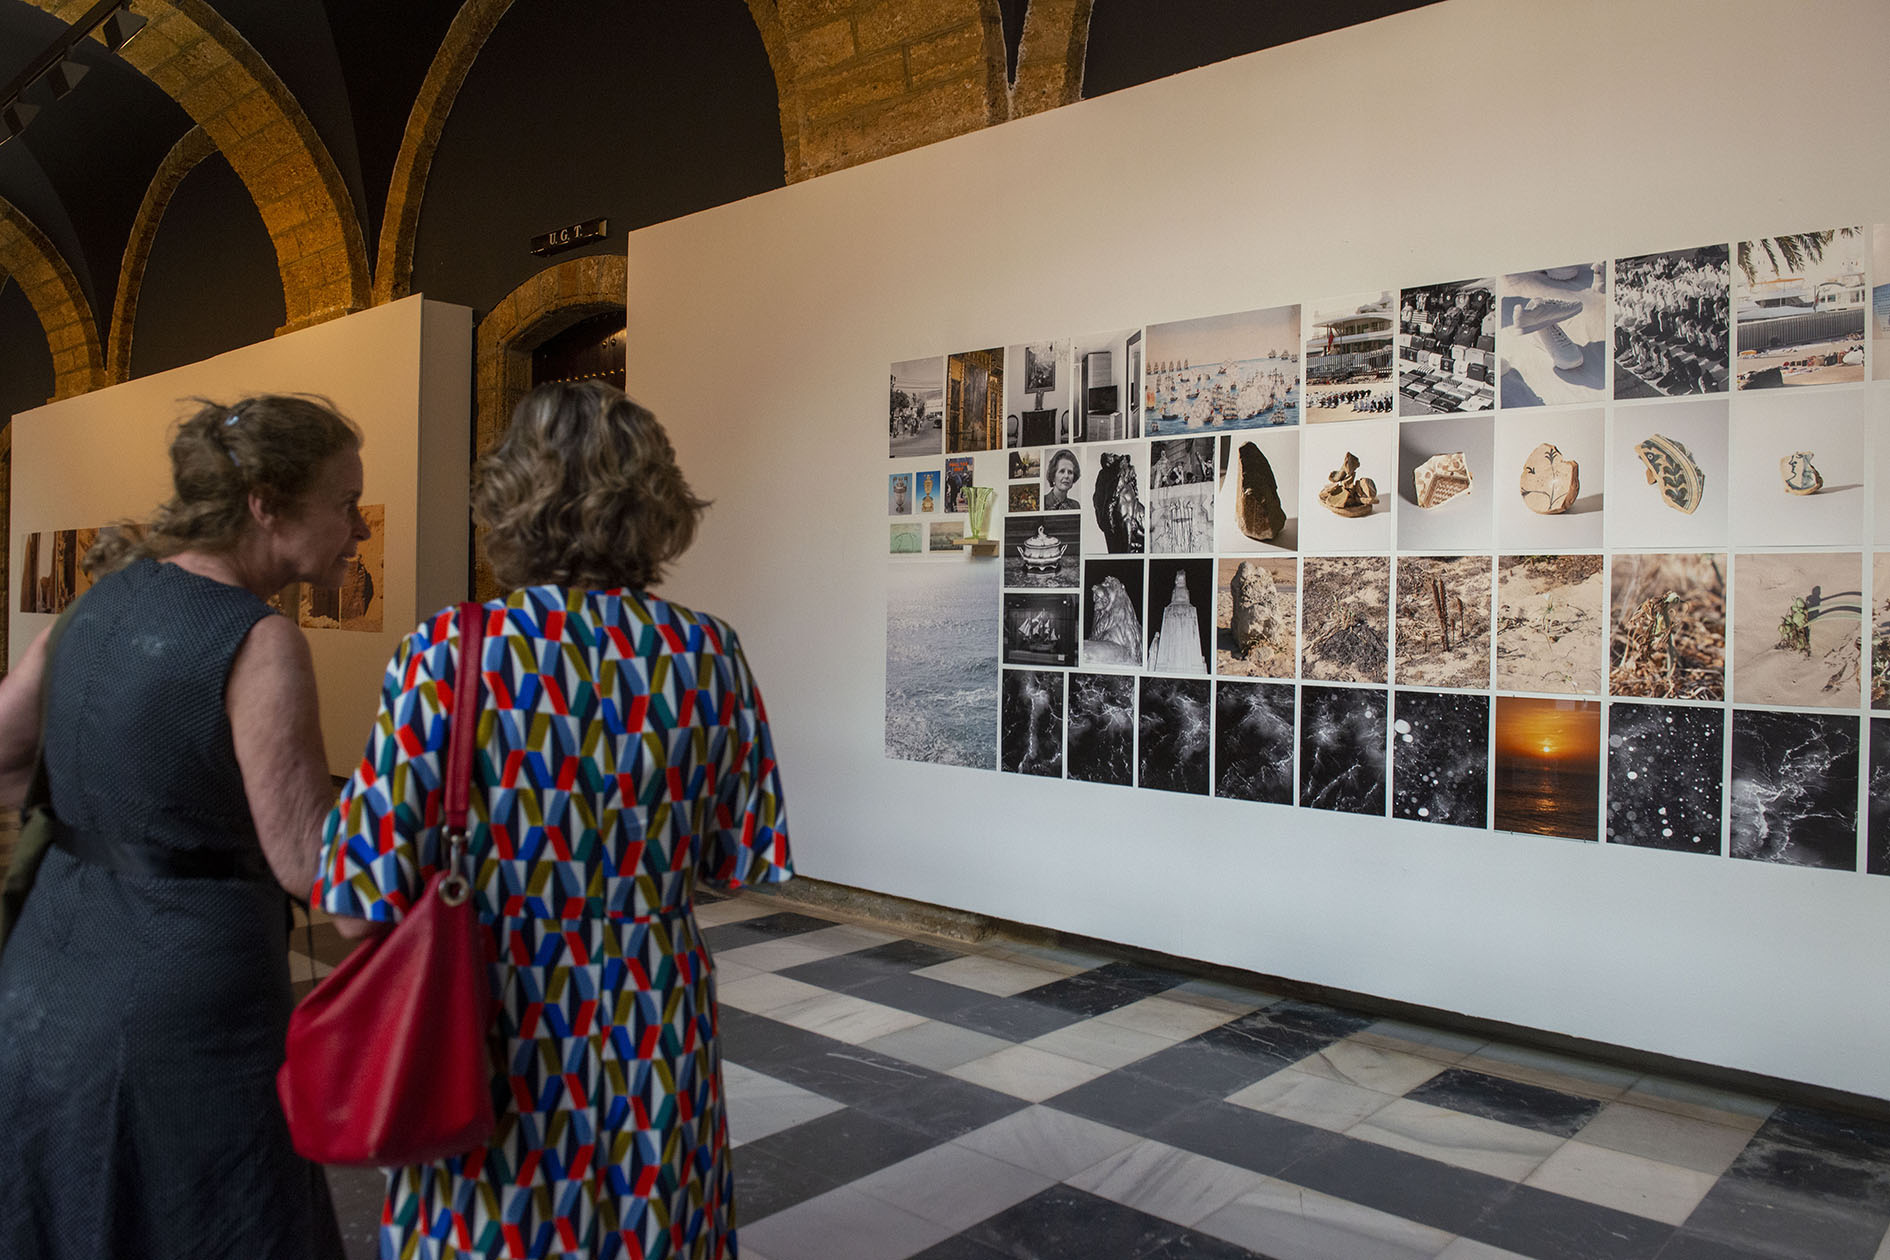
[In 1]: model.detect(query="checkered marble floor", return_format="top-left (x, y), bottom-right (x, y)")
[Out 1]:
top-left (293, 895), bottom-right (1890, 1260)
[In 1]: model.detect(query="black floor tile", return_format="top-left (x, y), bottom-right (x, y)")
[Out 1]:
top-left (702, 910), bottom-right (838, 952)
top-left (961, 1185), bottom-right (1182, 1260)
top-left (1017, 973), bottom-right (1154, 1018)
top-left (851, 1072), bottom-right (1029, 1141)
top-left (739, 1106), bottom-right (941, 1188)
top-left (909, 1235), bottom-right (1017, 1260)
top-left (731, 1145), bottom-right (843, 1224)
top-left (847, 971), bottom-right (1000, 1022)
top-left (1404, 1066), bottom-right (1605, 1138)
top-left (719, 1009), bottom-right (848, 1070)
top-left (324, 1165), bottom-right (385, 1260)
top-left (1122, 1042), bottom-right (1281, 1100)
top-left (1246, 998), bottom-right (1376, 1040)
top-left (949, 994), bottom-right (1087, 1041)
top-left (1145, 1230), bottom-right (1280, 1260)
top-left (1466, 1182), bottom-right (1673, 1260)
top-left (1274, 1131), bottom-right (1511, 1236)
top-left (1147, 1100), bottom-right (1346, 1178)
top-left (765, 1043), bottom-right (939, 1107)
top-left (1657, 1232), bottom-right (1798, 1260)
top-left (776, 950), bottom-right (923, 993)
top-left (857, 937), bottom-right (970, 969)
top-left (1678, 1177), bottom-right (1890, 1260)
top-left (1046, 1071), bottom-right (1209, 1137)
top-left (1722, 1107), bottom-right (1890, 1205)
top-left (1088, 959), bottom-right (1192, 996)
top-left (1190, 1011), bottom-right (1342, 1070)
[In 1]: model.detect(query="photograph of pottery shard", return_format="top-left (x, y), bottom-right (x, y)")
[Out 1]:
top-left (1319, 451), bottom-right (1378, 517)
top-left (1519, 442), bottom-right (1580, 514)
top-left (1634, 433), bottom-right (1704, 514)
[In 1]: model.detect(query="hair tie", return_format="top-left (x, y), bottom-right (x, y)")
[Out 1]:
top-left (225, 413), bottom-right (241, 426)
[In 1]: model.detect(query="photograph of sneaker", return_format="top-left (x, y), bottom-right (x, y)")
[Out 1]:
top-left (1514, 297), bottom-right (1584, 334)
top-left (1499, 263), bottom-right (1608, 408)
top-left (1536, 322), bottom-right (1585, 370)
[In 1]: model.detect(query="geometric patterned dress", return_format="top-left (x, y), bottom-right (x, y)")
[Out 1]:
top-left (312, 585), bottom-right (792, 1260)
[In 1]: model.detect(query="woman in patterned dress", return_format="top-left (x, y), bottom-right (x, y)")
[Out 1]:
top-left (315, 380), bottom-right (791, 1260)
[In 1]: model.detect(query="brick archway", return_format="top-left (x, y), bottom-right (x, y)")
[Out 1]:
top-left (105, 126), bottom-right (219, 383)
top-left (0, 197), bottom-right (105, 403)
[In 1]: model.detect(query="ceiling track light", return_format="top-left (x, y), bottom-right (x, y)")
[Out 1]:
top-left (1, 99), bottom-right (38, 143)
top-left (45, 58), bottom-right (89, 100)
top-left (0, 1), bottom-right (147, 146)
top-left (101, 7), bottom-right (147, 54)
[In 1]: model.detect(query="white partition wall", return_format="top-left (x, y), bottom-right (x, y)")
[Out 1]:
top-left (10, 296), bottom-right (472, 776)
top-left (628, 0), bottom-right (1890, 1097)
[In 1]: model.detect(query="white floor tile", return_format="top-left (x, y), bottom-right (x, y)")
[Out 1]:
top-left (711, 958), bottom-right (761, 986)
top-left (1620, 1074), bottom-right (1774, 1131)
top-left (1194, 1177), bottom-right (1456, 1260)
top-left (913, 953), bottom-right (1074, 997)
top-left (1346, 1099), bottom-right (1562, 1182)
top-left (736, 1184), bottom-right (954, 1260)
top-left (1227, 1067), bottom-right (1395, 1132)
top-left (1572, 1099), bottom-right (1756, 1176)
top-left (946, 1043), bottom-right (1111, 1101)
top-left (1067, 1138), bottom-right (1269, 1228)
top-left (1024, 1017), bottom-right (1173, 1070)
top-left (1459, 1045), bottom-right (1639, 1101)
top-left (1435, 1239), bottom-right (1536, 1260)
top-left (1350, 1020), bottom-right (1486, 1064)
top-left (1167, 976), bottom-right (1279, 1013)
top-left (715, 972), bottom-right (829, 1015)
top-left (986, 940), bottom-right (1111, 972)
top-left (1094, 994), bottom-right (1241, 1041)
top-left (1291, 1039), bottom-right (1449, 1097)
top-left (694, 897), bottom-right (777, 927)
top-left (1522, 1139), bottom-right (1717, 1226)
top-left (862, 1020), bottom-right (1016, 1072)
top-left (767, 990), bottom-right (928, 1044)
top-left (851, 1141), bottom-right (1054, 1231)
top-left (953, 1103), bottom-right (1141, 1180)
top-left (713, 934), bottom-right (860, 973)
top-left (722, 1063), bottom-right (845, 1146)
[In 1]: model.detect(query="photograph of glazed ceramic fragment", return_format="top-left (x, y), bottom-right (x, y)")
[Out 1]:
top-left (885, 560), bottom-right (998, 770)
top-left (1520, 443), bottom-right (1580, 514)
top-left (1145, 304), bottom-right (1302, 434)
top-left (1614, 245), bottom-right (1730, 399)
top-left (1729, 708), bottom-right (1858, 870)
top-left (890, 356), bottom-right (945, 458)
top-left (1397, 415), bottom-right (1494, 552)
top-left (1214, 428), bottom-right (1299, 553)
top-left (1731, 551), bottom-right (1863, 708)
top-left (1005, 340), bottom-right (1069, 447)
top-left (1605, 397), bottom-right (1727, 549)
top-left (1299, 418), bottom-right (1394, 553)
top-left (1499, 264), bottom-right (1608, 409)
top-left (1216, 554), bottom-right (1297, 679)
top-left (1495, 408), bottom-right (1605, 551)
top-left (300, 504), bottom-right (383, 632)
top-left (1412, 452), bottom-right (1472, 508)
top-left (1304, 290), bottom-right (1397, 419)
top-left (1728, 389), bottom-right (1865, 548)
top-left (1083, 442), bottom-right (1149, 557)
top-left (1214, 680), bottom-right (1296, 805)
top-left (1733, 226), bottom-right (1866, 390)
top-left (1397, 277), bottom-right (1498, 415)
top-left (1635, 434), bottom-right (1704, 514)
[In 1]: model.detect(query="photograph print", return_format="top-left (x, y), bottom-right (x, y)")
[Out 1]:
top-left (1393, 556), bottom-right (1491, 690)
top-left (944, 456), bottom-right (975, 513)
top-left (1731, 550), bottom-right (1862, 709)
top-left (1297, 419), bottom-right (1394, 554)
top-left (1083, 441), bottom-right (1148, 557)
top-left (1144, 304), bottom-right (1301, 435)
top-left (1876, 552), bottom-right (1890, 711)
top-left (1003, 591), bottom-right (1078, 667)
top-left (1216, 555), bottom-right (1296, 679)
top-left (1147, 437), bottom-right (1216, 554)
top-left (1010, 449), bottom-right (1043, 480)
top-left (1396, 414), bottom-right (1494, 553)
top-left (1871, 718), bottom-right (1890, 874)
top-left (299, 504), bottom-right (384, 632)
top-left (929, 521), bottom-right (966, 551)
top-left (1726, 389), bottom-right (1866, 550)
top-left (1003, 512), bottom-right (1081, 589)
top-left (1493, 696), bottom-right (1601, 842)
top-left (1876, 223), bottom-right (1890, 376)
top-left (885, 560), bottom-right (998, 769)
top-left (1214, 680), bottom-right (1296, 805)
top-left (1608, 553), bottom-right (1726, 700)
top-left (1070, 329), bottom-right (1136, 443)
top-left (1001, 669), bottom-right (1066, 778)
top-left (1043, 446), bottom-right (1084, 511)
top-left (1494, 554), bottom-right (1605, 695)
top-left (916, 469), bottom-right (940, 512)
top-left (1300, 555), bottom-right (1389, 684)
top-left (1067, 672), bottom-right (1135, 786)
top-left (890, 356), bottom-right (944, 457)
top-left (1006, 341), bottom-right (1069, 448)
top-left (1606, 702), bottom-right (1723, 855)
top-left (1498, 263), bottom-right (1607, 408)
top-left (1733, 227), bottom-right (1865, 389)
top-left (1397, 278), bottom-right (1497, 415)
top-left (1299, 684), bottom-right (1387, 816)
top-left (1138, 676), bottom-right (1210, 795)
top-left (1730, 708), bottom-right (1858, 870)
top-left (889, 472), bottom-right (913, 515)
top-left (1009, 484), bottom-right (1041, 512)
top-left (946, 348), bottom-right (1005, 453)
top-left (1494, 406), bottom-right (1605, 551)
top-left (1613, 244), bottom-right (1729, 399)
top-left (1215, 429), bottom-right (1298, 553)
top-left (1304, 291), bottom-right (1396, 420)
top-left (1144, 556), bottom-right (1213, 675)
top-left (1392, 690), bottom-right (1489, 829)
top-left (890, 522), bottom-right (921, 554)
top-left (1605, 396), bottom-right (1729, 551)
top-left (1081, 557), bottom-right (1145, 670)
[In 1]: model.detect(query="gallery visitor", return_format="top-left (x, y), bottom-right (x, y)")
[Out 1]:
top-left (314, 379), bottom-right (793, 1259)
top-left (0, 395), bottom-right (365, 1259)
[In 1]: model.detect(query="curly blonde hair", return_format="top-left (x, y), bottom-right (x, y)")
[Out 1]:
top-left (474, 381), bottom-right (707, 591)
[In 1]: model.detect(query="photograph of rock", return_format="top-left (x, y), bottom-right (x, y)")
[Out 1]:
top-left (890, 356), bottom-right (944, 457)
top-left (1498, 263), bottom-right (1607, 408)
top-left (300, 504), bottom-right (384, 632)
top-left (1731, 551), bottom-right (1862, 708)
top-left (1397, 278), bottom-right (1497, 415)
top-left (1396, 415), bottom-right (1494, 553)
top-left (1003, 591), bottom-right (1078, 667)
top-left (1733, 227), bottom-right (1866, 389)
top-left (1084, 442), bottom-right (1148, 557)
top-left (1608, 553), bottom-right (1726, 700)
top-left (1081, 557), bottom-right (1145, 670)
top-left (1393, 556), bottom-right (1491, 689)
top-left (1606, 397), bottom-right (1728, 551)
top-left (1730, 708), bottom-right (1858, 870)
top-left (1614, 245), bottom-right (1730, 399)
top-left (1005, 340), bottom-right (1070, 447)
top-left (1144, 304), bottom-right (1301, 434)
top-left (1299, 684), bottom-right (1387, 815)
top-left (1147, 437), bottom-right (1216, 554)
top-left (1301, 556), bottom-right (1389, 684)
top-left (1001, 669), bottom-right (1065, 778)
top-left (890, 523), bottom-right (921, 554)
top-left (1494, 555), bottom-right (1604, 695)
top-left (1875, 553), bottom-right (1890, 710)
top-left (885, 561), bottom-right (998, 769)
top-left (1493, 696), bottom-right (1601, 841)
top-left (1215, 555), bottom-right (1296, 679)
top-left (1070, 329), bottom-right (1136, 442)
top-left (1299, 418), bottom-right (1394, 554)
top-left (1067, 672), bottom-right (1135, 786)
top-left (1003, 512), bottom-right (1081, 589)
top-left (1215, 429), bottom-right (1298, 553)
top-left (946, 348), bottom-right (1005, 453)
top-left (1494, 407), bottom-right (1605, 551)
top-left (1145, 556), bottom-right (1213, 675)
top-left (1305, 291), bottom-right (1395, 419)
top-left (1870, 718), bottom-right (1890, 874)
top-left (1214, 680), bottom-right (1296, 805)
top-left (1392, 690), bottom-right (1489, 829)
top-left (1606, 702), bottom-right (1723, 854)
top-left (1727, 390), bottom-right (1866, 549)
top-left (890, 472), bottom-right (912, 514)
top-left (1138, 676), bottom-right (1210, 795)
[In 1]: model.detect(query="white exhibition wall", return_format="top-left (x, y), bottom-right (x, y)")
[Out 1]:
top-left (11, 296), bottom-right (472, 776)
top-left (630, 0), bottom-right (1890, 1097)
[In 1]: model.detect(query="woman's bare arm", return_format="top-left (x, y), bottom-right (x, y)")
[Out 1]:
top-left (228, 614), bottom-right (335, 897)
top-left (0, 624), bottom-right (57, 808)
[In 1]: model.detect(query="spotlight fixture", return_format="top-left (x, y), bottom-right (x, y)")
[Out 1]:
top-left (0, 1), bottom-right (148, 146)
top-left (45, 57), bottom-right (89, 100)
top-left (101, 7), bottom-right (148, 54)
top-left (1, 100), bottom-right (38, 143)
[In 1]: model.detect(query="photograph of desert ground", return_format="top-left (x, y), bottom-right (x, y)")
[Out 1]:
top-left (1608, 553), bottom-right (1725, 699)
top-left (1494, 555), bottom-right (1604, 694)
top-left (1394, 556), bottom-right (1491, 688)
top-left (1732, 552), bottom-right (1862, 708)
top-left (1300, 556), bottom-right (1389, 683)
top-left (1875, 553), bottom-right (1890, 710)
top-left (1216, 556), bottom-right (1296, 678)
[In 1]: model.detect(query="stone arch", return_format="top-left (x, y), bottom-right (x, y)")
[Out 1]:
top-left (372, 0), bottom-right (518, 305)
top-left (471, 252), bottom-right (627, 598)
top-left (28, 0), bottom-right (368, 332)
top-left (1010, 0), bottom-right (1093, 118)
top-left (106, 125), bottom-right (219, 383)
top-left (0, 197), bottom-right (105, 402)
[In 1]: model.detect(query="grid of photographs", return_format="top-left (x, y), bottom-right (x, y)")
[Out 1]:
top-left (884, 224), bottom-right (1889, 876)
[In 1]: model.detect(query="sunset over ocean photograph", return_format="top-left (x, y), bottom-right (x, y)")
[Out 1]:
top-left (1494, 697), bottom-right (1602, 840)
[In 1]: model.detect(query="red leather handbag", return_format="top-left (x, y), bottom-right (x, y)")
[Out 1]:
top-left (277, 602), bottom-right (498, 1166)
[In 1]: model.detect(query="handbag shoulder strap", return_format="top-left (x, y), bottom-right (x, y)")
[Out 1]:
top-left (22, 602), bottom-right (80, 818)
top-left (443, 602), bottom-right (485, 844)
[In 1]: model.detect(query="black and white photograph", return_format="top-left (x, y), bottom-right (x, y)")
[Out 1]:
top-left (1397, 278), bottom-right (1497, 415)
top-left (890, 355), bottom-right (944, 457)
top-left (1392, 691), bottom-right (1489, 829)
top-left (1006, 340), bottom-right (1070, 447)
top-left (1002, 591), bottom-right (1078, 667)
top-left (1147, 437), bottom-right (1216, 554)
top-left (1613, 245), bottom-right (1730, 399)
top-left (1305, 291), bottom-right (1396, 419)
top-left (1043, 446), bottom-right (1083, 511)
top-left (1001, 668), bottom-right (1065, 778)
top-left (1299, 685), bottom-right (1388, 815)
top-left (1067, 672), bottom-right (1135, 786)
top-left (1395, 414), bottom-right (1494, 553)
top-left (1214, 680), bottom-right (1296, 805)
top-left (1082, 441), bottom-right (1148, 557)
top-left (1080, 557), bottom-right (1145, 669)
top-left (1729, 708), bottom-right (1859, 870)
top-left (1145, 305), bottom-right (1300, 434)
top-left (1606, 702), bottom-right (1723, 854)
top-left (1494, 406), bottom-right (1605, 551)
top-left (1071, 328), bottom-right (1136, 442)
top-left (1726, 389), bottom-right (1866, 549)
top-left (1144, 556), bottom-right (1213, 675)
top-left (1002, 512), bottom-right (1081, 589)
top-left (885, 561), bottom-right (998, 769)
top-left (946, 348), bottom-right (1005, 453)
top-left (1605, 397), bottom-right (1729, 551)
top-left (1216, 429), bottom-right (1299, 553)
top-left (1733, 227), bottom-right (1866, 389)
top-left (1298, 419), bottom-right (1395, 554)
top-left (1870, 717), bottom-right (1890, 875)
top-left (1498, 263), bottom-right (1607, 408)
top-left (1138, 676), bottom-right (1211, 795)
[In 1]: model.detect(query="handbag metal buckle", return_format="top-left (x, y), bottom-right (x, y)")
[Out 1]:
top-left (439, 827), bottom-right (471, 907)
